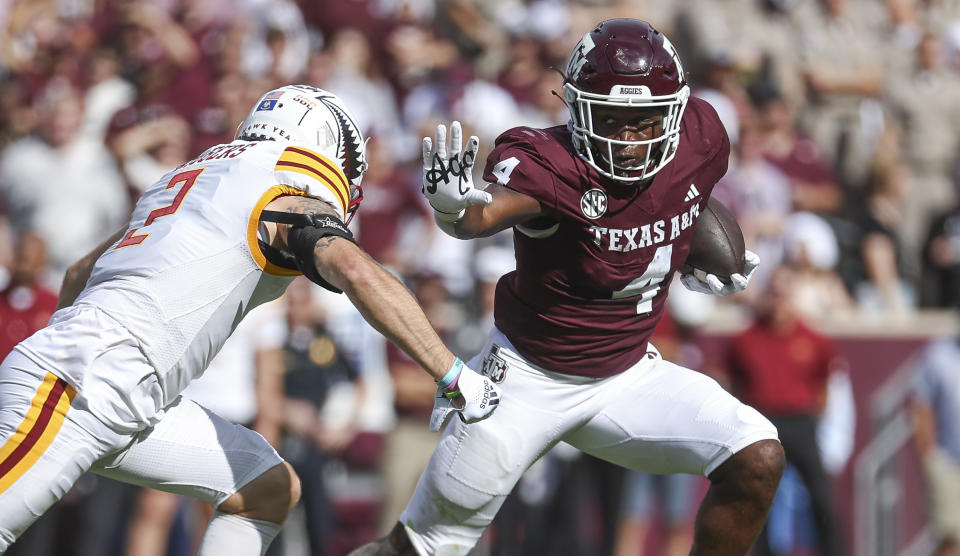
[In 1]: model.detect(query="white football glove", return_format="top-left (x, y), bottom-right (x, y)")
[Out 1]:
top-left (680, 249), bottom-right (760, 296)
top-left (422, 121), bottom-right (492, 222)
top-left (429, 364), bottom-right (501, 432)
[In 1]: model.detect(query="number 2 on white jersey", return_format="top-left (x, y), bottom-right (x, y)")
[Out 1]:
top-left (115, 167), bottom-right (205, 249)
top-left (611, 244), bottom-right (673, 314)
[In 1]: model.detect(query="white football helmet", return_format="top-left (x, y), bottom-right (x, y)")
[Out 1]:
top-left (236, 85), bottom-right (369, 221)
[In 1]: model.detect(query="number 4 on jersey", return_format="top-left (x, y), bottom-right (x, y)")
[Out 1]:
top-left (116, 168), bottom-right (205, 249)
top-left (611, 244), bottom-right (673, 314)
top-left (491, 157), bottom-right (520, 184)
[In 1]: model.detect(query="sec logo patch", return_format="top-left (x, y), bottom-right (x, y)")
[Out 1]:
top-left (580, 188), bottom-right (607, 219)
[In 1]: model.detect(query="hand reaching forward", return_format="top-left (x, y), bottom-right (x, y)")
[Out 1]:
top-left (422, 121), bottom-right (492, 222)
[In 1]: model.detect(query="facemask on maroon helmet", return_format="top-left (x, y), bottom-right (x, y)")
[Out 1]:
top-left (562, 19), bottom-right (690, 183)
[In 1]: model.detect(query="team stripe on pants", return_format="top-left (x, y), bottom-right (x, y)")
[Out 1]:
top-left (0, 373), bottom-right (76, 494)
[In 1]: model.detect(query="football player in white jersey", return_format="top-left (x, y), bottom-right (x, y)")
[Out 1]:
top-left (0, 85), bottom-right (502, 555)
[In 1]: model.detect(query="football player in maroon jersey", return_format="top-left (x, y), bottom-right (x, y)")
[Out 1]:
top-left (351, 19), bottom-right (782, 556)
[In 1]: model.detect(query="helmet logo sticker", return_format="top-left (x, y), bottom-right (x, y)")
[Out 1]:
top-left (256, 90), bottom-right (284, 112)
top-left (566, 34), bottom-right (595, 81)
top-left (610, 85), bottom-right (652, 97)
top-left (581, 188), bottom-right (608, 219)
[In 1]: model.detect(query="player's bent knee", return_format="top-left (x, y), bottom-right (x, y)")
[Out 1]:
top-left (712, 439), bottom-right (785, 498)
top-left (218, 461), bottom-right (301, 524)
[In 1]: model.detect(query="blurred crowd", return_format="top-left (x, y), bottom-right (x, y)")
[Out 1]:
top-left (1, 0), bottom-right (960, 555)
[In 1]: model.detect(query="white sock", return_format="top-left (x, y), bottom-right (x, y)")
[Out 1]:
top-left (197, 511), bottom-right (283, 556)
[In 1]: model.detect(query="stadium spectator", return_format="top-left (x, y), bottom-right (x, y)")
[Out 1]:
top-left (886, 30), bottom-right (960, 265)
top-left (727, 264), bottom-right (847, 556)
top-left (854, 161), bottom-right (916, 315)
top-left (81, 47), bottom-right (135, 141)
top-left (453, 245), bottom-right (514, 358)
top-left (103, 1), bottom-right (211, 122)
top-left (513, 66), bottom-right (572, 129)
top-left (675, 0), bottom-right (801, 107)
top-left (911, 332), bottom-right (960, 556)
top-left (794, 0), bottom-right (887, 188)
top-left (351, 137), bottom-right (433, 275)
top-left (107, 108), bottom-right (192, 195)
top-left (781, 211), bottom-right (856, 321)
top-left (496, 33), bottom-right (548, 107)
top-left (887, 31), bottom-right (960, 194)
top-left (0, 79), bottom-right (36, 147)
top-left (0, 82), bottom-right (129, 283)
top-left (191, 73), bottom-right (271, 157)
top-left (922, 186), bottom-right (960, 308)
top-left (692, 54), bottom-right (745, 147)
top-left (235, 0), bottom-right (310, 82)
top-left (323, 28), bottom-right (405, 150)
top-left (753, 87), bottom-right (844, 214)
top-left (0, 232), bottom-right (57, 358)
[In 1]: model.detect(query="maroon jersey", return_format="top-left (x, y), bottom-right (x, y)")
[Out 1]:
top-left (482, 97), bottom-right (729, 378)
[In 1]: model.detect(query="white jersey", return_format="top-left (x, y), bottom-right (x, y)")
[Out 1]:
top-left (16, 139), bottom-right (351, 414)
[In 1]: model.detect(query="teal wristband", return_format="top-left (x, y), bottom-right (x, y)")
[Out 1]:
top-left (437, 358), bottom-right (464, 388)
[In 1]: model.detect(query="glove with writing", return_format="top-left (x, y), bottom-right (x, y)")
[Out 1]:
top-left (422, 121), bottom-right (492, 222)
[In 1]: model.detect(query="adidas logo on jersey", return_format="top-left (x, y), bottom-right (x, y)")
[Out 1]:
top-left (684, 184), bottom-right (700, 202)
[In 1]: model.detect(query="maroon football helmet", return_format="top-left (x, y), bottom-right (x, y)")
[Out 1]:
top-left (562, 19), bottom-right (690, 182)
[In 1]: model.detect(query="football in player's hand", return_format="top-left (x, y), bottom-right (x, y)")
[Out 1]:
top-left (681, 197), bottom-right (745, 283)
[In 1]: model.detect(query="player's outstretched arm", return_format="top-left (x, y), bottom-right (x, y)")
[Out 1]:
top-left (422, 121), bottom-right (546, 240)
top-left (57, 227), bottom-right (128, 310)
top-left (262, 195), bottom-right (500, 428)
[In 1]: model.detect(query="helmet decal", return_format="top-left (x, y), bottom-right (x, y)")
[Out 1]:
top-left (566, 34), bottom-right (596, 82)
top-left (236, 85), bottom-right (369, 217)
top-left (319, 95), bottom-right (366, 187)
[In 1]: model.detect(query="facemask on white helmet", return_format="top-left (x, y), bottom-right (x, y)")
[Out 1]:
top-left (236, 85), bottom-right (369, 223)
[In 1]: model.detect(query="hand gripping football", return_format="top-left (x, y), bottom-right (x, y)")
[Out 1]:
top-left (681, 197), bottom-right (745, 283)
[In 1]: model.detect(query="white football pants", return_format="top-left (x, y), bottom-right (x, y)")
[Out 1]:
top-left (0, 350), bottom-right (282, 552)
top-left (399, 327), bottom-right (779, 555)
